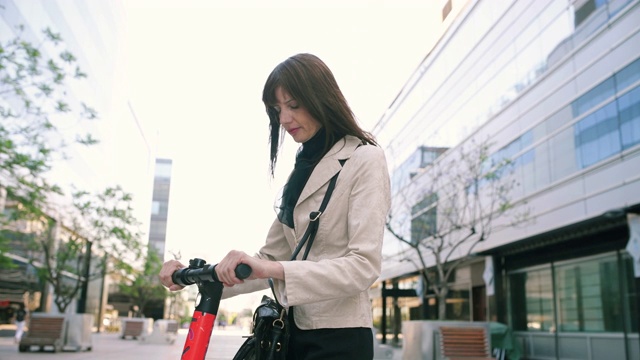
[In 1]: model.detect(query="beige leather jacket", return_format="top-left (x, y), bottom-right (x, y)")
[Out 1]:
top-left (223, 135), bottom-right (391, 330)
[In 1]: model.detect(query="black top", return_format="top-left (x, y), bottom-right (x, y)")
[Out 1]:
top-left (276, 128), bottom-right (339, 228)
top-left (16, 308), bottom-right (26, 322)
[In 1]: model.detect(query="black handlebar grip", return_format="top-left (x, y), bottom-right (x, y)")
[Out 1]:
top-left (235, 263), bottom-right (252, 279)
top-left (211, 263), bottom-right (252, 282)
top-left (171, 260), bottom-right (252, 286)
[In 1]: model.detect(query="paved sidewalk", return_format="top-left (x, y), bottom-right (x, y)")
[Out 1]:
top-left (0, 326), bottom-right (403, 360)
top-left (0, 328), bottom-right (247, 360)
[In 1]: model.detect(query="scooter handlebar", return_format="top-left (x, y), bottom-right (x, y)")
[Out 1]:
top-left (171, 258), bottom-right (252, 287)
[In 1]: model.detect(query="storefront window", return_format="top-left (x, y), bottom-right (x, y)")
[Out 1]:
top-left (509, 267), bottom-right (554, 331)
top-left (555, 254), bottom-right (622, 332)
top-left (509, 252), bottom-right (637, 334)
top-left (445, 287), bottom-right (471, 321)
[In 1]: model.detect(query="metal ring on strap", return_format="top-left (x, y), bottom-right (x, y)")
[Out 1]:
top-left (309, 211), bottom-right (322, 221)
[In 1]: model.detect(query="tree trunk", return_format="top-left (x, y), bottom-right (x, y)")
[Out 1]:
top-left (438, 287), bottom-right (448, 320)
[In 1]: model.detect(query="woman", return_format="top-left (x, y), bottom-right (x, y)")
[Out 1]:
top-left (13, 303), bottom-right (27, 344)
top-left (159, 53), bottom-right (390, 359)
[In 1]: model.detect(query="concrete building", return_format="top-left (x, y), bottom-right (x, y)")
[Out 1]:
top-left (372, 1), bottom-right (640, 359)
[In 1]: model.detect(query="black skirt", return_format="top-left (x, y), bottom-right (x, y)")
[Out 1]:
top-left (285, 309), bottom-right (374, 360)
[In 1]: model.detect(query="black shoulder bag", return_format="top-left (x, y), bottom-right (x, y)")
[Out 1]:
top-left (233, 165), bottom-right (344, 360)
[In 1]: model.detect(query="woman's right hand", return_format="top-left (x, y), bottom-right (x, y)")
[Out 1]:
top-left (215, 250), bottom-right (284, 286)
top-left (158, 259), bottom-right (186, 291)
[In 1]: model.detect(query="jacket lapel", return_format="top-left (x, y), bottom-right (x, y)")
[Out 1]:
top-left (296, 135), bottom-right (361, 206)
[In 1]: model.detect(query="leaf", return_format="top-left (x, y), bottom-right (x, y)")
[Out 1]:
top-left (59, 51), bottom-right (76, 63)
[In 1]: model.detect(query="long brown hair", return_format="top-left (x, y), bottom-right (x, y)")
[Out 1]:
top-left (262, 53), bottom-right (377, 176)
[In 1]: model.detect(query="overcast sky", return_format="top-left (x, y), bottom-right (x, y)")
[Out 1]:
top-left (118, 0), bottom-right (441, 310)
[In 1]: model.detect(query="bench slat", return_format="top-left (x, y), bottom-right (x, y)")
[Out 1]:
top-left (439, 326), bottom-right (495, 360)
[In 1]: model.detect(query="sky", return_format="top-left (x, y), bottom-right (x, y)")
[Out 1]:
top-left (119, 0), bottom-right (442, 264)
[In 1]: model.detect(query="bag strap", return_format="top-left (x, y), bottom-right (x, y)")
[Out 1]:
top-left (269, 159), bottom-right (348, 305)
top-left (290, 160), bottom-right (345, 261)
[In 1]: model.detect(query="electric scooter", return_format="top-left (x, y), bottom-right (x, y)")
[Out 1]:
top-left (172, 258), bottom-right (251, 360)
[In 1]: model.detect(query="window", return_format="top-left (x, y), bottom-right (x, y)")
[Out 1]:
top-left (509, 252), bottom-right (637, 333)
top-left (575, 101), bottom-right (621, 168)
top-left (568, 58), bottom-right (640, 170)
top-left (615, 58), bottom-right (640, 93)
top-left (574, 0), bottom-right (608, 27)
top-left (555, 254), bottom-right (623, 332)
top-left (618, 86), bottom-right (640, 150)
top-left (509, 267), bottom-right (554, 331)
top-left (411, 194), bottom-right (437, 244)
top-left (391, 147), bottom-right (447, 195)
top-left (572, 77), bottom-right (615, 118)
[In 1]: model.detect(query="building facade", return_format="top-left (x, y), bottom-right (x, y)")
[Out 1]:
top-left (373, 0), bottom-right (640, 359)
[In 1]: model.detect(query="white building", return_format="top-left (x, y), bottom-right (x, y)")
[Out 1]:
top-left (373, 1), bottom-right (640, 359)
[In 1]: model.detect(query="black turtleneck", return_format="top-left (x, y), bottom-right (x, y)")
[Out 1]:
top-left (276, 128), bottom-right (337, 228)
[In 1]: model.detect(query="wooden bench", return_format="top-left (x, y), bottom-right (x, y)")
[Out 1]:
top-left (18, 316), bottom-right (65, 353)
top-left (439, 326), bottom-right (495, 360)
top-left (121, 319), bottom-right (144, 340)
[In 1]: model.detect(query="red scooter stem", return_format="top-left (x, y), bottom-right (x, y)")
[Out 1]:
top-left (174, 259), bottom-right (251, 360)
top-left (181, 281), bottom-right (223, 360)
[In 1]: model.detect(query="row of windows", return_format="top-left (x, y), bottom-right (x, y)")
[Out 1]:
top-left (496, 57), bottom-right (640, 197)
top-left (509, 252), bottom-right (638, 333)
top-left (575, 84), bottom-right (640, 168)
top-left (388, 0), bottom-right (636, 199)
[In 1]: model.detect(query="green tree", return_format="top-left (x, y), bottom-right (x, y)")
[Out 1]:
top-left (386, 138), bottom-right (528, 320)
top-left (27, 186), bottom-right (143, 313)
top-left (0, 22), bottom-right (145, 315)
top-left (118, 244), bottom-right (167, 317)
top-left (0, 24), bottom-right (97, 265)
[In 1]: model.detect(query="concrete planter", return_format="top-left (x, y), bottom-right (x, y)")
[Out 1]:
top-left (64, 313), bottom-right (93, 351)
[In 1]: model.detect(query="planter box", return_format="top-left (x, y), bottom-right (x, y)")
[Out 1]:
top-left (64, 313), bottom-right (93, 351)
top-left (141, 319), bottom-right (179, 345)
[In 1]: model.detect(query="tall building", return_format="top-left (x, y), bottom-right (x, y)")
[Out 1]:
top-left (373, 0), bottom-right (640, 359)
top-left (149, 159), bottom-right (173, 260)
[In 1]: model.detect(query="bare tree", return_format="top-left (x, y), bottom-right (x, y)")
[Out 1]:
top-left (386, 138), bottom-right (527, 320)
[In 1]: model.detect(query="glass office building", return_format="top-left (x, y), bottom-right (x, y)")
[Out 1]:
top-left (373, 0), bottom-right (640, 359)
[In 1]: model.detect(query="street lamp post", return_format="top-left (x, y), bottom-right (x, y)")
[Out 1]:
top-left (77, 240), bottom-right (92, 313)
